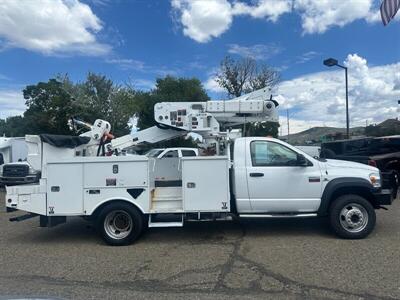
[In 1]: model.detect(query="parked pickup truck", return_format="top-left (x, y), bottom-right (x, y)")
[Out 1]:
top-left (145, 147), bottom-right (198, 158)
top-left (5, 136), bottom-right (394, 245)
top-left (0, 137), bottom-right (39, 187)
top-left (0, 161), bottom-right (41, 186)
top-left (320, 136), bottom-right (400, 197)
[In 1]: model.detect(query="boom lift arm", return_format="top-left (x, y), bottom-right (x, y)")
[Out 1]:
top-left (109, 87), bottom-right (279, 154)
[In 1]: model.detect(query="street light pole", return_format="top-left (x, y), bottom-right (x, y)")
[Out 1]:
top-left (323, 58), bottom-right (350, 139)
top-left (344, 66), bottom-right (349, 139)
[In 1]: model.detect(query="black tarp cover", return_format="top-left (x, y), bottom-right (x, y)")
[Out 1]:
top-left (40, 134), bottom-right (91, 149)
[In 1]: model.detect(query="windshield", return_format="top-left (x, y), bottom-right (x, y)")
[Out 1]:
top-left (145, 149), bottom-right (164, 158)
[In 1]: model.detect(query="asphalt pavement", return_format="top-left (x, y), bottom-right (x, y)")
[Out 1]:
top-left (0, 189), bottom-right (399, 299)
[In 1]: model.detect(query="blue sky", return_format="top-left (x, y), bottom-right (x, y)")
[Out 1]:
top-left (0, 0), bottom-right (399, 133)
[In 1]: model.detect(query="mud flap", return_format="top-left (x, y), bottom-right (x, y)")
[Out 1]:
top-left (40, 216), bottom-right (66, 227)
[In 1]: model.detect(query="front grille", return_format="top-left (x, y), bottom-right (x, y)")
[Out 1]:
top-left (3, 164), bottom-right (29, 177)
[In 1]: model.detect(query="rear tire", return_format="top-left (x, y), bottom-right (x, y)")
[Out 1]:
top-left (97, 202), bottom-right (143, 246)
top-left (329, 194), bottom-right (376, 239)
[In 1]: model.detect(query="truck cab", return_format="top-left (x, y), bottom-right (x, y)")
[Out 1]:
top-left (234, 137), bottom-right (390, 213)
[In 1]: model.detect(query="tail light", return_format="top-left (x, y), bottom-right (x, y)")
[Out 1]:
top-left (368, 159), bottom-right (377, 167)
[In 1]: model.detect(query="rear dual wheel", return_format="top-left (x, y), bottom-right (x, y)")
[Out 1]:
top-left (97, 202), bottom-right (143, 246)
top-left (329, 194), bottom-right (376, 239)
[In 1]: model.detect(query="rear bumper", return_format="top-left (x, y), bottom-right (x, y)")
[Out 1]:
top-left (5, 184), bottom-right (47, 215)
top-left (373, 188), bottom-right (395, 205)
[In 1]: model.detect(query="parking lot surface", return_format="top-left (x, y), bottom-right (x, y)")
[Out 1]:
top-left (0, 189), bottom-right (399, 299)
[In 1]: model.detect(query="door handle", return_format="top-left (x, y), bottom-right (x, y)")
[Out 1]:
top-left (249, 172), bottom-right (264, 177)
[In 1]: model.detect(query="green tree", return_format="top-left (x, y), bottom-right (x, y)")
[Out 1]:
top-left (23, 79), bottom-right (77, 135)
top-left (129, 91), bottom-right (157, 130)
top-left (64, 73), bottom-right (136, 136)
top-left (0, 74), bottom-right (209, 143)
top-left (134, 76), bottom-right (209, 130)
top-left (130, 76), bottom-right (209, 149)
top-left (78, 73), bottom-right (114, 120)
top-left (247, 121), bottom-right (279, 137)
top-left (0, 116), bottom-right (26, 137)
top-left (153, 76), bottom-right (210, 102)
top-left (0, 119), bottom-right (5, 136)
top-left (108, 88), bottom-right (137, 136)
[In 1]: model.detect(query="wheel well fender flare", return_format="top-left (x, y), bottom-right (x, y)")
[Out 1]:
top-left (318, 177), bottom-right (374, 216)
top-left (90, 197), bottom-right (145, 218)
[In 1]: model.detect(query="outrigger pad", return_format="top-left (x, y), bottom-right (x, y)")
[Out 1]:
top-left (40, 134), bottom-right (91, 149)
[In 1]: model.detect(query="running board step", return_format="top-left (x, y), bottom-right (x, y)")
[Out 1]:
top-left (9, 213), bottom-right (38, 222)
top-left (148, 214), bottom-right (183, 228)
top-left (239, 213), bottom-right (317, 218)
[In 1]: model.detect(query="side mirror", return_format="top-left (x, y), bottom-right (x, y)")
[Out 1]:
top-left (297, 154), bottom-right (308, 166)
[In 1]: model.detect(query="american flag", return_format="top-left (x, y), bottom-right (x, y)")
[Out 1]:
top-left (380, 0), bottom-right (400, 25)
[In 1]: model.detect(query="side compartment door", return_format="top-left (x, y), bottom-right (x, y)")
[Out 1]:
top-left (246, 140), bottom-right (322, 213)
top-left (47, 163), bottom-right (83, 215)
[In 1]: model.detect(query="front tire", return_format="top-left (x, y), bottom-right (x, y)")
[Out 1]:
top-left (329, 194), bottom-right (376, 239)
top-left (97, 202), bottom-right (143, 246)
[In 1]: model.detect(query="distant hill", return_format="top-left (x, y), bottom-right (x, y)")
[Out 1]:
top-left (366, 119), bottom-right (400, 137)
top-left (281, 118), bottom-right (400, 145)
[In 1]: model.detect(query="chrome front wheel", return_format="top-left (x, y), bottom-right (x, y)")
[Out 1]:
top-left (329, 194), bottom-right (376, 239)
top-left (339, 203), bottom-right (368, 233)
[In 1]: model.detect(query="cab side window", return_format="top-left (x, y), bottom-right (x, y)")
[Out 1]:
top-left (163, 150), bottom-right (178, 158)
top-left (0, 153), bottom-right (3, 165)
top-left (250, 141), bottom-right (298, 166)
top-left (181, 150), bottom-right (196, 157)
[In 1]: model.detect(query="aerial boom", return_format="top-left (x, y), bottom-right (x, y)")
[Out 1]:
top-left (110, 87), bottom-right (279, 153)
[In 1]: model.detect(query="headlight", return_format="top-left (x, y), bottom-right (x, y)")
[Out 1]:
top-left (369, 172), bottom-right (381, 188)
top-left (29, 167), bottom-right (37, 175)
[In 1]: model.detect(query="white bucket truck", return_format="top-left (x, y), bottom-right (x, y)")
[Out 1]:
top-left (5, 88), bottom-right (394, 245)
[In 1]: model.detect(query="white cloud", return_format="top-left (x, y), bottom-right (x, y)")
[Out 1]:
top-left (171, 0), bottom-right (291, 43)
top-left (228, 43), bottom-right (282, 60)
top-left (106, 59), bottom-right (146, 71)
top-left (0, 89), bottom-right (25, 119)
top-left (0, 0), bottom-right (110, 55)
top-left (296, 51), bottom-right (320, 64)
top-left (171, 0), bottom-right (233, 43)
top-left (133, 79), bottom-right (155, 90)
top-left (106, 57), bottom-right (181, 77)
top-left (276, 54), bottom-right (400, 133)
top-left (171, 0), bottom-right (386, 42)
top-left (0, 74), bottom-right (9, 81)
top-left (294, 0), bottom-right (375, 34)
top-left (232, 0), bottom-right (291, 22)
top-left (204, 75), bottom-right (225, 94)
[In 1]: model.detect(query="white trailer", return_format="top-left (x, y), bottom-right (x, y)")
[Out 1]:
top-left (5, 88), bottom-right (394, 245)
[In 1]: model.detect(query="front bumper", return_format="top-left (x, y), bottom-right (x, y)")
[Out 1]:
top-left (373, 188), bottom-right (395, 205)
top-left (0, 175), bottom-right (40, 186)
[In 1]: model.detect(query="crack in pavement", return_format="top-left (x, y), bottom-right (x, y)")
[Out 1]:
top-left (0, 220), bottom-right (397, 300)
